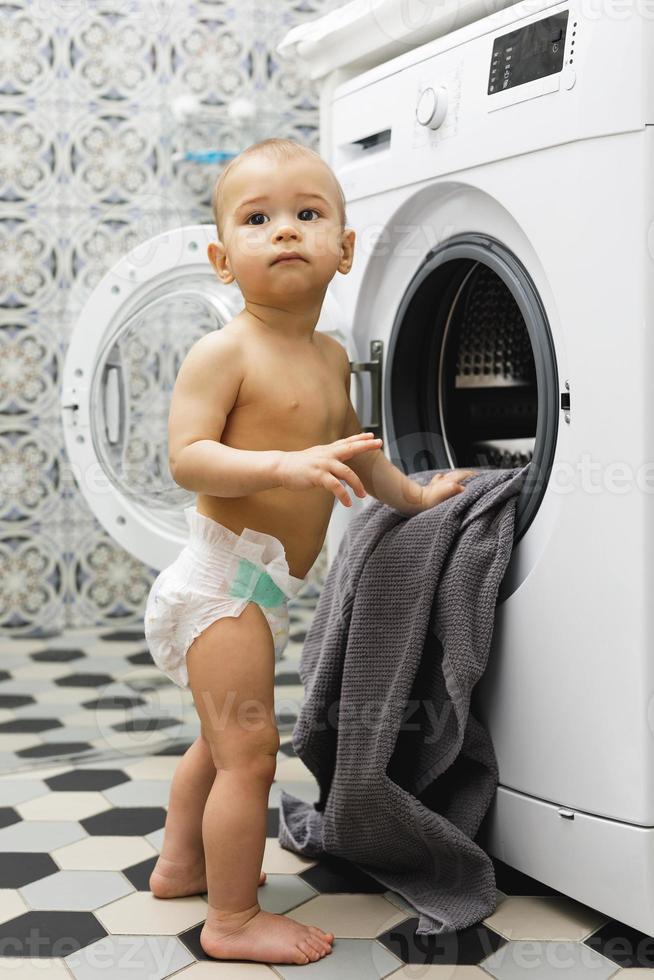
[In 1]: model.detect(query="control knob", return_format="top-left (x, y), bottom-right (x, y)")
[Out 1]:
top-left (416, 85), bottom-right (448, 130)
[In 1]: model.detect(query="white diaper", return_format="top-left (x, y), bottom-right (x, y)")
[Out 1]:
top-left (144, 506), bottom-right (307, 689)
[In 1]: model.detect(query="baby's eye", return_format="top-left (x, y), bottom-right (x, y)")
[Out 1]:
top-left (244, 208), bottom-right (320, 225)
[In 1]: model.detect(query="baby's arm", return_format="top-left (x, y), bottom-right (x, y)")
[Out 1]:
top-left (330, 340), bottom-right (440, 516)
top-left (332, 341), bottom-right (476, 514)
top-left (168, 330), bottom-right (281, 496)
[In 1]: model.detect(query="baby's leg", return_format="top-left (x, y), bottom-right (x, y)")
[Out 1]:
top-left (149, 735), bottom-right (214, 898)
top-left (186, 601), bottom-right (334, 965)
top-left (149, 727), bottom-right (268, 897)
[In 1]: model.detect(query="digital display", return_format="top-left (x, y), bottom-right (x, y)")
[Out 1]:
top-left (488, 11), bottom-right (569, 94)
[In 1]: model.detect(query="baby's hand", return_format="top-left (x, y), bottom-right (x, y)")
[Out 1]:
top-left (418, 468), bottom-right (478, 511)
top-left (276, 432), bottom-right (383, 507)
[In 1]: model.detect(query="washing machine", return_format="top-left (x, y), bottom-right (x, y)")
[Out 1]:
top-left (313, 0), bottom-right (654, 937)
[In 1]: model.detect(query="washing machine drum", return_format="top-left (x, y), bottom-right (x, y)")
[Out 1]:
top-left (386, 235), bottom-right (559, 543)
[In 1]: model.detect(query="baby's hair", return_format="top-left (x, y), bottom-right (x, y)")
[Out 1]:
top-left (211, 137), bottom-right (347, 240)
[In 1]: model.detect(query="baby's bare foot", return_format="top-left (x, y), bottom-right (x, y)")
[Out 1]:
top-left (150, 856), bottom-right (266, 899)
top-left (201, 902), bottom-right (334, 964)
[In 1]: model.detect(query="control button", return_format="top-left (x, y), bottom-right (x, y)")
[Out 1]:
top-left (415, 85), bottom-right (449, 129)
top-left (552, 28), bottom-right (563, 42)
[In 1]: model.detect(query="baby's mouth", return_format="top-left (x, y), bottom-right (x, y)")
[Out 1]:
top-left (271, 252), bottom-right (307, 265)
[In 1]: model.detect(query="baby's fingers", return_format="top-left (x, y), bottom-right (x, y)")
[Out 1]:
top-left (448, 468), bottom-right (477, 482)
top-left (329, 459), bottom-right (367, 499)
top-left (321, 470), bottom-right (353, 507)
top-left (338, 436), bottom-right (383, 458)
top-left (344, 431), bottom-right (378, 441)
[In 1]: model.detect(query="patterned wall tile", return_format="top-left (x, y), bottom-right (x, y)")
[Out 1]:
top-left (0, 208), bottom-right (67, 311)
top-left (0, 4), bottom-right (59, 101)
top-left (0, 415), bottom-right (70, 522)
top-left (61, 514), bottom-right (155, 628)
top-left (0, 98), bottom-right (66, 206)
top-left (1, 0), bottom-right (342, 633)
top-left (1, 494), bottom-right (68, 634)
top-left (57, 6), bottom-right (168, 108)
top-left (62, 201), bottom-right (190, 325)
top-left (0, 312), bottom-right (65, 418)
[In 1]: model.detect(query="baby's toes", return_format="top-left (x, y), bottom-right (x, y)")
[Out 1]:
top-left (307, 928), bottom-right (331, 952)
top-left (299, 939), bottom-right (321, 961)
top-left (309, 935), bottom-right (329, 955)
top-left (295, 943), bottom-right (311, 963)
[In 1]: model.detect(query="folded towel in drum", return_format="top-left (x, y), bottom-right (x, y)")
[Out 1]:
top-left (278, 463), bottom-right (531, 936)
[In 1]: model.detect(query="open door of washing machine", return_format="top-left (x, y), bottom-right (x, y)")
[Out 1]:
top-left (61, 223), bottom-right (354, 572)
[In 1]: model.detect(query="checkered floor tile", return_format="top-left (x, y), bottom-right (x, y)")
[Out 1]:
top-left (0, 585), bottom-right (649, 976)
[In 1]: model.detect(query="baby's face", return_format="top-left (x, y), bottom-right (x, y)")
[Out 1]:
top-left (207, 155), bottom-right (354, 304)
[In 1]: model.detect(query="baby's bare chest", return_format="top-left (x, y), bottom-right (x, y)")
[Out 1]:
top-left (222, 346), bottom-right (349, 451)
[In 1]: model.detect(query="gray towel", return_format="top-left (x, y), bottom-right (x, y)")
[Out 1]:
top-left (278, 463), bottom-right (531, 935)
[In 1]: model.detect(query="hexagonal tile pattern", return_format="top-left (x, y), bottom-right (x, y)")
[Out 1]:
top-left (0, 807), bottom-right (20, 829)
top-left (16, 742), bottom-right (95, 759)
top-left (31, 650), bottom-right (86, 663)
top-left (45, 770), bottom-right (130, 792)
top-left (53, 836), bottom-right (158, 871)
top-left (55, 674), bottom-right (115, 688)
top-left (0, 889), bottom-right (28, 925)
top-left (0, 959), bottom-right (73, 977)
top-left (288, 893), bottom-right (408, 938)
top-left (81, 807), bottom-right (166, 836)
top-left (101, 779), bottom-right (170, 808)
top-left (20, 870), bottom-right (134, 912)
top-left (3, 597), bottom-right (652, 978)
top-left (482, 940), bottom-right (618, 979)
top-left (484, 895), bottom-right (609, 941)
top-left (377, 917), bottom-right (507, 966)
top-left (94, 892), bottom-right (207, 935)
top-left (0, 781), bottom-right (48, 806)
top-left (0, 820), bottom-right (87, 852)
top-left (274, 938), bottom-right (403, 977)
top-left (0, 853), bottom-right (59, 888)
top-left (583, 918), bottom-right (654, 969)
top-left (65, 933), bottom-right (195, 979)
top-left (0, 910), bottom-right (107, 957)
top-left (16, 792), bottom-right (110, 821)
top-left (122, 855), bottom-right (158, 891)
top-left (256, 874), bottom-right (319, 915)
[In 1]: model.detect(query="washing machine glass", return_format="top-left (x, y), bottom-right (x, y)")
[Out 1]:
top-left (62, 225), bottom-right (244, 568)
top-left (91, 277), bottom-right (234, 512)
top-left (386, 234), bottom-right (558, 544)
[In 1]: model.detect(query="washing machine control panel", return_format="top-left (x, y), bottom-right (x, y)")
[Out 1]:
top-left (488, 11), bottom-right (569, 94)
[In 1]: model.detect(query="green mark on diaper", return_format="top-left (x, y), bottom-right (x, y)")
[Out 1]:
top-left (229, 558), bottom-right (286, 608)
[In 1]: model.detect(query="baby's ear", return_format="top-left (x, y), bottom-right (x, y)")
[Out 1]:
top-left (207, 241), bottom-right (235, 284)
top-left (338, 228), bottom-right (356, 274)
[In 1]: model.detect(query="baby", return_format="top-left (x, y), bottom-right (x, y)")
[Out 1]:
top-left (144, 137), bottom-right (476, 966)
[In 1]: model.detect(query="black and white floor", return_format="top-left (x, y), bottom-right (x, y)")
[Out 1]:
top-left (0, 583), bottom-right (651, 978)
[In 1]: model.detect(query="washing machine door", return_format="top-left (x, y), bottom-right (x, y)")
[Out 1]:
top-left (61, 224), bottom-right (354, 571)
top-left (383, 233), bottom-right (559, 541)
